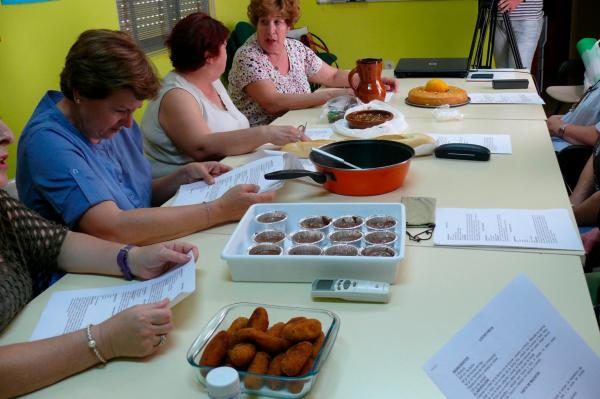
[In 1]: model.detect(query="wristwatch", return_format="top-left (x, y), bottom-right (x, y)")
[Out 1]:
top-left (558, 124), bottom-right (568, 138)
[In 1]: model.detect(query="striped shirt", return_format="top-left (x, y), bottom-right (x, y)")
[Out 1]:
top-left (498, 0), bottom-right (543, 20)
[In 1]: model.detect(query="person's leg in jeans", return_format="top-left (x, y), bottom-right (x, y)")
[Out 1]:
top-left (493, 21), bottom-right (510, 68)
top-left (494, 16), bottom-right (543, 70)
top-left (511, 17), bottom-right (544, 69)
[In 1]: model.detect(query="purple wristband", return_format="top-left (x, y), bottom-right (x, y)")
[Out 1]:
top-left (117, 245), bottom-right (135, 281)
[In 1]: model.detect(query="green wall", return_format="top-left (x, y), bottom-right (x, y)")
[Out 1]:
top-left (0, 0), bottom-right (475, 179)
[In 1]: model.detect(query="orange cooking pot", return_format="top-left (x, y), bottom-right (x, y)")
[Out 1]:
top-left (265, 140), bottom-right (414, 196)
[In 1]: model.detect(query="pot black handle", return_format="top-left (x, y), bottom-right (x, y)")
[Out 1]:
top-left (264, 169), bottom-right (327, 184)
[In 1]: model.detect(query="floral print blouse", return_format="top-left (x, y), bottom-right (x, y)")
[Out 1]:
top-left (228, 34), bottom-right (323, 127)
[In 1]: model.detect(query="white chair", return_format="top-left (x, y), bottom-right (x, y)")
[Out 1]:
top-left (546, 84), bottom-right (584, 108)
top-left (6, 178), bottom-right (18, 200)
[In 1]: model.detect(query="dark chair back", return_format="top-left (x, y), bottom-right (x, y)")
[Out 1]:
top-left (556, 144), bottom-right (593, 194)
top-left (224, 21), bottom-right (256, 85)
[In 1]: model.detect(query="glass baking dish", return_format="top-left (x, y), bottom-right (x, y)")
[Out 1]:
top-left (186, 302), bottom-right (340, 398)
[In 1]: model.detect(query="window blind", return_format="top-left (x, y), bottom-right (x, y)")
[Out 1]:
top-left (116, 0), bottom-right (213, 53)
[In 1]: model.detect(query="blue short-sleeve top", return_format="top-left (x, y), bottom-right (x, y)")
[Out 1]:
top-left (561, 83), bottom-right (600, 133)
top-left (17, 91), bottom-right (152, 228)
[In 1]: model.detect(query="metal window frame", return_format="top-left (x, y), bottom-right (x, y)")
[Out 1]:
top-left (116, 0), bottom-right (214, 54)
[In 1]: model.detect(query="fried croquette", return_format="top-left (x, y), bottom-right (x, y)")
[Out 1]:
top-left (235, 328), bottom-right (290, 354)
top-left (281, 341), bottom-right (313, 376)
top-left (286, 316), bottom-right (306, 324)
top-left (282, 319), bottom-right (322, 342)
top-left (248, 307), bottom-right (269, 332)
top-left (244, 351), bottom-right (270, 390)
top-left (266, 353), bottom-right (285, 391)
top-left (199, 331), bottom-right (229, 367)
top-left (227, 317), bottom-right (249, 347)
top-left (228, 343), bottom-right (256, 368)
top-left (287, 356), bottom-right (315, 394)
top-left (312, 332), bottom-right (325, 358)
top-left (266, 322), bottom-right (285, 337)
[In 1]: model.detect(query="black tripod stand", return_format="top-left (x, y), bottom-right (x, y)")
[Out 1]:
top-left (468, 0), bottom-right (523, 70)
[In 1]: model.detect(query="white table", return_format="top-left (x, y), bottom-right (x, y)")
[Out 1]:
top-left (2, 232), bottom-right (596, 398)
top-left (3, 73), bottom-right (598, 399)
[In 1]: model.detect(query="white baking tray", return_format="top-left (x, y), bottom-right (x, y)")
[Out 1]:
top-left (221, 203), bottom-right (405, 283)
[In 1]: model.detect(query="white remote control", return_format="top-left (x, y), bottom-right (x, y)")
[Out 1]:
top-left (311, 279), bottom-right (391, 303)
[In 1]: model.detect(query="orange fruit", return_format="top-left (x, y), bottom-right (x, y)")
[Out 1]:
top-left (425, 79), bottom-right (449, 93)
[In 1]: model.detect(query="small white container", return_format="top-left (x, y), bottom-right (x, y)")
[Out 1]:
top-left (206, 367), bottom-right (241, 399)
top-left (255, 211), bottom-right (288, 232)
top-left (323, 244), bottom-right (359, 256)
top-left (252, 230), bottom-right (286, 247)
top-left (361, 245), bottom-right (397, 257)
top-left (364, 231), bottom-right (398, 248)
top-left (298, 216), bottom-right (332, 235)
top-left (248, 243), bottom-right (282, 256)
top-left (365, 215), bottom-right (398, 231)
top-left (289, 230), bottom-right (325, 247)
top-left (331, 215), bottom-right (365, 231)
top-left (287, 244), bottom-right (323, 256)
top-left (328, 230), bottom-right (363, 248)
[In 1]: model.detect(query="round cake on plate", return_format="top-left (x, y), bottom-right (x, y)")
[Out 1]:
top-left (407, 79), bottom-right (468, 106)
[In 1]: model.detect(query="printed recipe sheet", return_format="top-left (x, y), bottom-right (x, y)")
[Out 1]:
top-left (424, 274), bottom-right (600, 399)
top-left (433, 208), bottom-right (583, 251)
top-left (30, 255), bottom-right (196, 340)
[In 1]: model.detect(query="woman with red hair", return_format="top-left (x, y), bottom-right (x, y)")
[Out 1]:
top-left (142, 13), bottom-right (307, 178)
top-left (228, 0), bottom-right (398, 127)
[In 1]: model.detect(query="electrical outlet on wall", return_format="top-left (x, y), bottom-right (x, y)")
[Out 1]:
top-left (384, 60), bottom-right (394, 70)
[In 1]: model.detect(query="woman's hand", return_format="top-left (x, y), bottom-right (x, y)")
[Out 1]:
top-left (265, 125), bottom-right (310, 145)
top-left (213, 184), bottom-right (276, 222)
top-left (498, 0), bottom-right (523, 13)
top-left (98, 298), bottom-right (173, 359)
top-left (128, 241), bottom-right (198, 280)
top-left (382, 77), bottom-right (398, 93)
top-left (320, 88), bottom-right (354, 103)
top-left (547, 115), bottom-right (564, 136)
top-left (582, 228), bottom-right (600, 255)
top-left (182, 162), bottom-right (232, 185)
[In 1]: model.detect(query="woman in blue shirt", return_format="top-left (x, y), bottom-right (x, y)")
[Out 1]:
top-left (17, 29), bottom-right (274, 245)
top-left (548, 81), bottom-right (600, 151)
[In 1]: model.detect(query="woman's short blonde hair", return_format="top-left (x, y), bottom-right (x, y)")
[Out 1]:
top-left (247, 0), bottom-right (300, 27)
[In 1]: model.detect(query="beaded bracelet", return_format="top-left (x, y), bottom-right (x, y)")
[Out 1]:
top-left (117, 244), bottom-right (135, 281)
top-left (86, 324), bottom-right (107, 364)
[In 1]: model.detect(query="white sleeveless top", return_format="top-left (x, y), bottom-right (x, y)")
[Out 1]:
top-left (142, 71), bottom-right (250, 177)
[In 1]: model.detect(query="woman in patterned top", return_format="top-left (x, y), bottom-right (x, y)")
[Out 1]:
top-left (228, 0), bottom-right (398, 127)
top-left (0, 119), bottom-right (198, 397)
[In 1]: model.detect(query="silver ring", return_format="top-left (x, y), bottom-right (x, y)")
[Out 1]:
top-left (155, 334), bottom-right (166, 347)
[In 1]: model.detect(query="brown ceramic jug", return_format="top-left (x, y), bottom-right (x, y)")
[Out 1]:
top-left (348, 58), bottom-right (386, 103)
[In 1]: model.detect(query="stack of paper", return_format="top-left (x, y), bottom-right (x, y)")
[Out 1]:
top-left (469, 93), bottom-right (545, 105)
top-left (434, 208), bottom-right (583, 251)
top-left (172, 154), bottom-right (286, 206)
top-left (30, 255), bottom-right (196, 341)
